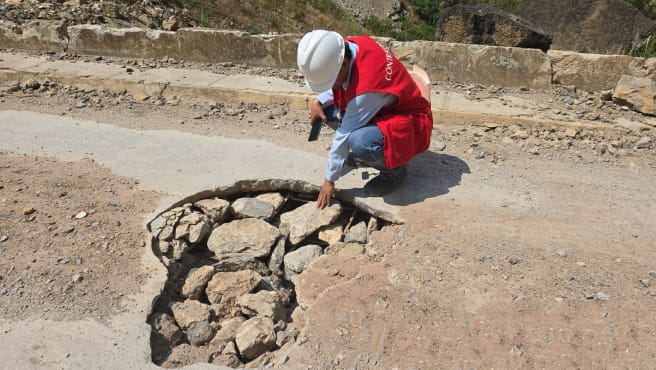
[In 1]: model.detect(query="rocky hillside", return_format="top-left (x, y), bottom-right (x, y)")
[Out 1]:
top-left (1, 0), bottom-right (655, 55)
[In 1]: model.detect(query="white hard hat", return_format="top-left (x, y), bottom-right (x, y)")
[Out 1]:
top-left (297, 30), bottom-right (345, 93)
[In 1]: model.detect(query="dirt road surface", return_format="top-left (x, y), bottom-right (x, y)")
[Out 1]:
top-left (1, 69), bottom-right (656, 369)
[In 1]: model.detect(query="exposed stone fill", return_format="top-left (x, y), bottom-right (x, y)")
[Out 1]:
top-left (147, 188), bottom-right (383, 368)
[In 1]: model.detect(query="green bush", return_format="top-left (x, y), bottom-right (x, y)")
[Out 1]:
top-left (631, 35), bottom-right (656, 58)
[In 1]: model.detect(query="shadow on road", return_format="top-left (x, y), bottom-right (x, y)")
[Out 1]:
top-left (341, 151), bottom-right (470, 206)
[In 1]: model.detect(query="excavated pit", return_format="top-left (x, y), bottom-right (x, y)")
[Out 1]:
top-left (146, 180), bottom-right (395, 368)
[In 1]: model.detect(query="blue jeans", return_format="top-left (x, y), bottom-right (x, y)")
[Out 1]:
top-left (324, 106), bottom-right (404, 176)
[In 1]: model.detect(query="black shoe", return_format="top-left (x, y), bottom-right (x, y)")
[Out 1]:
top-left (363, 166), bottom-right (408, 196)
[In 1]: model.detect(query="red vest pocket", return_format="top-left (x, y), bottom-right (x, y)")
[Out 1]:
top-left (377, 111), bottom-right (433, 169)
top-left (377, 113), bottom-right (417, 169)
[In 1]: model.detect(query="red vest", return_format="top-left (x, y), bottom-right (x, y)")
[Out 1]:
top-left (333, 36), bottom-right (433, 169)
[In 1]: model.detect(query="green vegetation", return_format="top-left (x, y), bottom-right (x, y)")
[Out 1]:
top-left (631, 35), bottom-right (656, 58)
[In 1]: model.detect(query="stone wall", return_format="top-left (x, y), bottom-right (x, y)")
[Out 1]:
top-left (1, 20), bottom-right (655, 92)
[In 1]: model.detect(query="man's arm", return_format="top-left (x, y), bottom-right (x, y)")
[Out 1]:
top-left (317, 92), bottom-right (397, 209)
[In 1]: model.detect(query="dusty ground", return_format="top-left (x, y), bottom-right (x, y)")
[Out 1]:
top-left (1, 71), bottom-right (656, 369)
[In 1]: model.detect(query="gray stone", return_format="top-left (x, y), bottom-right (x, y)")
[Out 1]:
top-left (255, 192), bottom-right (286, 213)
top-left (284, 244), bottom-right (323, 279)
top-left (518, 0), bottom-right (655, 55)
top-left (185, 320), bottom-right (214, 346)
top-left (279, 202), bottom-right (342, 245)
top-left (236, 291), bottom-right (285, 321)
top-left (235, 317), bottom-right (277, 361)
top-left (207, 218), bottom-right (280, 258)
top-left (212, 253), bottom-right (269, 275)
top-left (231, 197), bottom-right (275, 220)
top-left (276, 330), bottom-right (294, 347)
top-left (181, 265), bottom-right (215, 300)
top-left (188, 220), bottom-right (210, 244)
top-left (209, 316), bottom-right (246, 349)
top-left (170, 239), bottom-right (191, 260)
top-left (194, 198), bottom-right (230, 224)
top-left (635, 136), bottom-right (652, 149)
top-left (596, 292), bottom-right (609, 301)
top-left (206, 270), bottom-right (261, 305)
top-left (148, 313), bottom-right (183, 346)
top-left (344, 221), bottom-right (367, 244)
top-left (268, 238), bottom-right (286, 276)
top-left (170, 299), bottom-right (212, 329)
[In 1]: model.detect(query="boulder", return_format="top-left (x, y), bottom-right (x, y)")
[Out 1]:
top-left (436, 4), bottom-right (551, 52)
top-left (207, 218), bottom-right (280, 258)
top-left (148, 313), bottom-right (183, 346)
top-left (170, 299), bottom-right (211, 329)
top-left (235, 317), bottom-right (277, 361)
top-left (518, 0), bottom-right (655, 54)
top-left (267, 238), bottom-right (286, 276)
top-left (279, 202), bottom-right (342, 245)
top-left (185, 320), bottom-right (214, 346)
top-left (344, 221), bottom-right (368, 244)
top-left (283, 244), bottom-right (323, 279)
top-left (194, 198), bottom-right (230, 224)
top-left (181, 265), bottom-right (215, 300)
top-left (317, 223), bottom-right (343, 245)
top-left (212, 253), bottom-right (270, 275)
top-left (236, 291), bottom-right (285, 321)
top-left (612, 75), bottom-right (656, 116)
top-left (255, 192), bottom-right (286, 213)
top-left (209, 316), bottom-right (246, 350)
top-left (230, 197), bottom-right (275, 220)
top-left (205, 270), bottom-right (262, 305)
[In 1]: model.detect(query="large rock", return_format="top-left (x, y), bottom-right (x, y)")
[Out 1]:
top-left (344, 221), bottom-right (368, 244)
top-left (267, 238), bottom-right (286, 276)
top-left (518, 0), bottom-right (655, 54)
top-left (207, 218), bottom-right (280, 258)
top-left (206, 270), bottom-right (262, 305)
top-left (236, 291), bottom-right (285, 321)
top-left (209, 316), bottom-right (246, 350)
top-left (230, 197), bottom-right (275, 220)
top-left (170, 300), bottom-right (212, 329)
top-left (255, 192), bottom-right (286, 213)
top-left (283, 244), bottom-right (323, 279)
top-left (279, 202), bottom-right (342, 245)
top-left (194, 198), bottom-right (230, 224)
top-left (612, 75), bottom-right (656, 116)
top-left (181, 265), bottom-right (215, 300)
top-left (235, 317), bottom-right (277, 361)
top-left (148, 313), bottom-right (183, 346)
top-left (436, 4), bottom-right (551, 52)
top-left (318, 223), bottom-right (343, 245)
top-left (185, 320), bottom-right (214, 346)
top-left (388, 39), bottom-right (552, 89)
top-left (548, 51), bottom-right (641, 91)
top-left (174, 212), bottom-right (211, 244)
top-left (212, 253), bottom-right (270, 275)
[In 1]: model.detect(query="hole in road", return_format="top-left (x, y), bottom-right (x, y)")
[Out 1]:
top-left (146, 180), bottom-right (390, 368)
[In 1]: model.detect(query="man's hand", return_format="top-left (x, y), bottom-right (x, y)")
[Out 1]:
top-left (310, 98), bottom-right (327, 125)
top-left (316, 179), bottom-right (335, 209)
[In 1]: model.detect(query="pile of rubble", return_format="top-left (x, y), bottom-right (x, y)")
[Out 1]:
top-left (147, 190), bottom-right (380, 367)
top-left (0, 0), bottom-right (191, 30)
